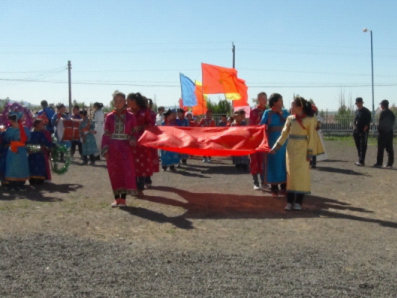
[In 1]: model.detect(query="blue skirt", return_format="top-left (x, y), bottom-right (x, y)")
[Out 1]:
top-left (161, 150), bottom-right (180, 167)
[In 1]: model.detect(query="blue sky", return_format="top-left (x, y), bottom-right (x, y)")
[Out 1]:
top-left (1, 0), bottom-right (396, 111)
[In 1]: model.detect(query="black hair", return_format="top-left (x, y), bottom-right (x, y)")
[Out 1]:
top-left (56, 104), bottom-right (65, 110)
top-left (293, 96), bottom-right (314, 117)
top-left (258, 92), bottom-right (267, 98)
top-left (269, 93), bottom-right (283, 108)
top-left (79, 110), bottom-right (88, 117)
top-left (8, 115), bottom-right (17, 121)
top-left (158, 106), bottom-right (165, 111)
top-left (127, 92), bottom-right (147, 109)
top-left (94, 102), bottom-right (104, 109)
top-left (73, 105), bottom-right (80, 110)
top-left (221, 114), bottom-right (227, 118)
top-left (113, 92), bottom-right (126, 100)
top-left (33, 119), bottom-right (42, 127)
top-left (41, 100), bottom-right (48, 108)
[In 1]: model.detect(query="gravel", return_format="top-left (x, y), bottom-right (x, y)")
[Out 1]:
top-left (0, 233), bottom-right (396, 298)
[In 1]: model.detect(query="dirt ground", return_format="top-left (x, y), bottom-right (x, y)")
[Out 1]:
top-left (1, 140), bottom-right (397, 297)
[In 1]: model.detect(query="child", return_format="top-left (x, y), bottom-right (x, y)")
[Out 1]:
top-left (28, 119), bottom-right (55, 185)
top-left (5, 112), bottom-right (31, 191)
top-left (102, 91), bottom-right (138, 207)
top-left (79, 110), bottom-right (98, 165)
top-left (231, 110), bottom-right (249, 171)
top-left (161, 109), bottom-right (180, 171)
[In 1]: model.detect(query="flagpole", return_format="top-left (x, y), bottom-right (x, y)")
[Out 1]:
top-left (231, 42), bottom-right (236, 116)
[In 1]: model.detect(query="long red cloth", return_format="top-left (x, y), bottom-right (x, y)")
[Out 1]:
top-left (138, 126), bottom-right (270, 156)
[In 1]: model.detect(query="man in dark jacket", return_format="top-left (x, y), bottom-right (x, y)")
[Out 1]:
top-left (353, 97), bottom-right (372, 166)
top-left (374, 100), bottom-right (395, 168)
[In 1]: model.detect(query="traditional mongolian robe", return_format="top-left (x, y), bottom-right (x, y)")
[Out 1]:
top-left (273, 115), bottom-right (324, 194)
top-left (149, 109), bottom-right (159, 173)
top-left (260, 109), bottom-right (290, 184)
top-left (249, 106), bottom-right (266, 176)
top-left (0, 131), bottom-right (8, 183)
top-left (131, 108), bottom-right (154, 178)
top-left (101, 109), bottom-right (138, 195)
top-left (161, 119), bottom-right (180, 167)
top-left (231, 120), bottom-right (250, 166)
top-left (5, 126), bottom-right (31, 182)
top-left (79, 119), bottom-right (98, 156)
top-left (42, 130), bottom-right (53, 181)
top-left (176, 117), bottom-right (190, 161)
top-left (93, 108), bottom-right (105, 157)
top-left (27, 131), bottom-right (55, 181)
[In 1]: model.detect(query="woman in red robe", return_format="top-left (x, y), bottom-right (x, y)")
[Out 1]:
top-left (127, 93), bottom-right (153, 195)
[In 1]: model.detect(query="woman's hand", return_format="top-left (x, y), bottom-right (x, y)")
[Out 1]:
top-left (307, 157), bottom-right (312, 162)
top-left (269, 149), bottom-right (276, 155)
top-left (104, 152), bottom-right (109, 161)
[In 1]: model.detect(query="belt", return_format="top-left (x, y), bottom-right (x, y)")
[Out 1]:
top-left (27, 144), bottom-right (43, 153)
top-left (289, 134), bottom-right (307, 140)
top-left (111, 133), bottom-right (130, 140)
top-left (268, 126), bottom-right (283, 133)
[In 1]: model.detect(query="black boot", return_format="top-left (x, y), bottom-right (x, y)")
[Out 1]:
top-left (82, 155), bottom-right (88, 165)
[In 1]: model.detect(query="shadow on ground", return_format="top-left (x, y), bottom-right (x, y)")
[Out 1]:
top-left (0, 183), bottom-right (83, 202)
top-left (133, 186), bottom-right (397, 229)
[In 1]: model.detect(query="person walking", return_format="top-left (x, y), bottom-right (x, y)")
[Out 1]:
top-left (374, 100), bottom-right (395, 168)
top-left (353, 97), bottom-right (372, 166)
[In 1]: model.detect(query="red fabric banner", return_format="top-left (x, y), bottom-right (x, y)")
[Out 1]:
top-left (138, 126), bottom-right (270, 156)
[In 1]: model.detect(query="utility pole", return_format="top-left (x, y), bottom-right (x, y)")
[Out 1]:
top-left (67, 60), bottom-right (72, 113)
top-left (232, 42), bottom-right (235, 69)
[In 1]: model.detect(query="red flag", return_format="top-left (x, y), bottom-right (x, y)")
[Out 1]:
top-left (178, 98), bottom-right (188, 111)
top-left (138, 126), bottom-right (270, 156)
top-left (192, 81), bottom-right (207, 115)
top-left (232, 78), bottom-right (249, 107)
top-left (202, 63), bottom-right (239, 94)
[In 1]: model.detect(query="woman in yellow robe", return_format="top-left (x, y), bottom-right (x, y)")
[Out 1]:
top-left (270, 97), bottom-right (324, 211)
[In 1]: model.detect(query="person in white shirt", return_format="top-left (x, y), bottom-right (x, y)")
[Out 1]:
top-left (93, 102), bottom-right (105, 160)
top-left (155, 106), bottom-right (165, 126)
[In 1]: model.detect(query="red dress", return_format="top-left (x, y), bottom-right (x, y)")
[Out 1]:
top-left (249, 106), bottom-right (266, 176)
top-left (149, 110), bottom-right (160, 173)
top-left (131, 108), bottom-right (154, 177)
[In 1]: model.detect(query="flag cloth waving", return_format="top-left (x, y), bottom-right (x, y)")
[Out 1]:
top-left (179, 73), bottom-right (197, 107)
top-left (138, 126), bottom-right (270, 156)
top-left (202, 63), bottom-right (239, 95)
top-left (231, 78), bottom-right (249, 107)
top-left (192, 81), bottom-right (208, 115)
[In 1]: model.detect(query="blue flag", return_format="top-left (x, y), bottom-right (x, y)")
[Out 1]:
top-left (180, 73), bottom-right (197, 107)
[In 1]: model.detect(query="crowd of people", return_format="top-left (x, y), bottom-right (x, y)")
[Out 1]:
top-left (0, 91), bottom-right (394, 212)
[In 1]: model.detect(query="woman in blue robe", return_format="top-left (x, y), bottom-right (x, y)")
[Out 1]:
top-left (27, 119), bottom-right (55, 185)
top-left (260, 93), bottom-right (290, 197)
top-left (175, 108), bottom-right (190, 165)
top-left (0, 129), bottom-right (8, 187)
top-left (161, 109), bottom-right (180, 171)
top-left (79, 110), bottom-right (98, 165)
top-left (5, 112), bottom-right (31, 191)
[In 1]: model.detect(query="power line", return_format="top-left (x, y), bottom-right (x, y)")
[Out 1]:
top-left (1, 78), bottom-right (396, 88)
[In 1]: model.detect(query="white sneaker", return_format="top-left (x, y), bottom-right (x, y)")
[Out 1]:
top-left (354, 162), bottom-right (364, 166)
top-left (207, 158), bottom-right (212, 163)
top-left (285, 203), bottom-right (292, 211)
top-left (253, 185), bottom-right (261, 190)
top-left (293, 203), bottom-right (302, 211)
top-left (202, 158), bottom-right (207, 163)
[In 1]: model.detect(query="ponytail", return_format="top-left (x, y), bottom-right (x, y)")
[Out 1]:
top-left (293, 96), bottom-right (314, 117)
